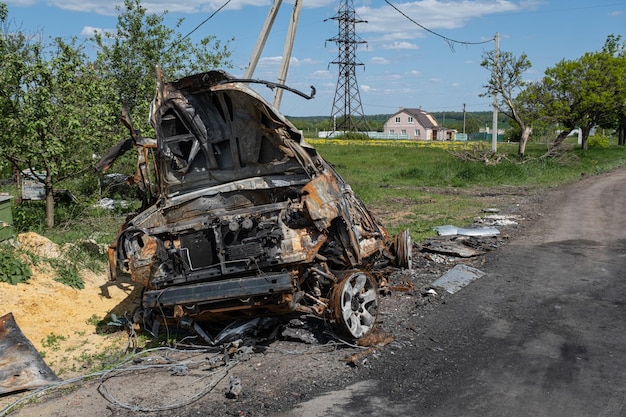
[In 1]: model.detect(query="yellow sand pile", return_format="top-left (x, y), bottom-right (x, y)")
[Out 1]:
top-left (0, 232), bottom-right (140, 376)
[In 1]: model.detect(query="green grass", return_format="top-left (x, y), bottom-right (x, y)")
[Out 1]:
top-left (5, 137), bottom-right (626, 246)
top-left (310, 138), bottom-right (626, 240)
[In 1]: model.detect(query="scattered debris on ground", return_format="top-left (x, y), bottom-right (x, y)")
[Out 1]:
top-left (0, 203), bottom-right (525, 416)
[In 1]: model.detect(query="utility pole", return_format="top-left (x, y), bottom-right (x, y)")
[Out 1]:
top-left (244, 0), bottom-right (282, 79)
top-left (243, 0), bottom-right (302, 111)
top-left (492, 32), bottom-right (499, 152)
top-left (273, 0), bottom-right (302, 109)
top-left (463, 103), bottom-right (466, 134)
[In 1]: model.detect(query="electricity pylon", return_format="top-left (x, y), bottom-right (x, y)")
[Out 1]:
top-left (326, 0), bottom-right (369, 135)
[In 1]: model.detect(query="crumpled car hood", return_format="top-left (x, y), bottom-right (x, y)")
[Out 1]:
top-left (150, 70), bottom-right (317, 198)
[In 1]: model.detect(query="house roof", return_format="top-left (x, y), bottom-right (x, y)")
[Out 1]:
top-left (392, 108), bottom-right (439, 128)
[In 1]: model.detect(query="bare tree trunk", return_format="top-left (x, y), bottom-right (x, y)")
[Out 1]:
top-left (517, 125), bottom-right (532, 161)
top-left (551, 130), bottom-right (570, 149)
top-left (45, 172), bottom-right (54, 228)
top-left (14, 168), bottom-right (23, 204)
top-left (542, 130), bottom-right (571, 158)
top-left (581, 126), bottom-right (592, 150)
top-left (619, 126), bottom-right (625, 146)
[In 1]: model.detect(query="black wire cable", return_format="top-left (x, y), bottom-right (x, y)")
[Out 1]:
top-left (384, 0), bottom-right (494, 50)
top-left (179, 0), bottom-right (233, 43)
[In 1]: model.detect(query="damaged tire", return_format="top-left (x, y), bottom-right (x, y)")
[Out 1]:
top-left (395, 229), bottom-right (412, 270)
top-left (331, 271), bottom-right (379, 339)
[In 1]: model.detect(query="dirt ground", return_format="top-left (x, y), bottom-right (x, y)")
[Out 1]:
top-left (0, 232), bottom-right (140, 377)
top-left (0, 186), bottom-right (536, 417)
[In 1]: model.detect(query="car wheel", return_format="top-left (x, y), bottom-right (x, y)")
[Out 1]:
top-left (331, 270), bottom-right (378, 339)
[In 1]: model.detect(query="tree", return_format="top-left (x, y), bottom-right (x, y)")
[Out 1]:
top-left (0, 0), bottom-right (235, 228)
top-left (93, 0), bottom-right (233, 137)
top-left (0, 6), bottom-right (37, 170)
top-left (513, 80), bottom-right (556, 143)
top-left (465, 118), bottom-right (481, 136)
top-left (599, 35), bottom-right (626, 146)
top-left (481, 50), bottom-right (533, 160)
top-left (540, 35), bottom-right (626, 151)
top-left (0, 32), bottom-right (117, 227)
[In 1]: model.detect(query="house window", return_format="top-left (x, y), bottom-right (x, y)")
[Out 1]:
top-left (415, 129), bottom-right (421, 137)
top-left (389, 129), bottom-right (395, 134)
top-left (401, 129), bottom-right (407, 135)
top-left (395, 116), bottom-right (401, 124)
top-left (408, 116), bottom-right (414, 123)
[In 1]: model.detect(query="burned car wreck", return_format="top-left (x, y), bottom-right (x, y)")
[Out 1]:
top-left (99, 70), bottom-right (411, 341)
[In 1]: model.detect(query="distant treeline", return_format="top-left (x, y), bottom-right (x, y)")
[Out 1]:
top-left (287, 111), bottom-right (511, 135)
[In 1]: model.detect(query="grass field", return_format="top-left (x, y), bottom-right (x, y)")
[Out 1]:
top-left (6, 138), bottom-right (626, 245)
top-left (309, 138), bottom-right (626, 240)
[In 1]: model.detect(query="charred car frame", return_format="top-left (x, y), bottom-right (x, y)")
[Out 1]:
top-left (98, 70), bottom-right (411, 340)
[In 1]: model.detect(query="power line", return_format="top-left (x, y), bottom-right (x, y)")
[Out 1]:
top-left (364, 101), bottom-right (492, 111)
top-left (179, 0), bottom-right (233, 43)
top-left (383, 0), bottom-right (494, 50)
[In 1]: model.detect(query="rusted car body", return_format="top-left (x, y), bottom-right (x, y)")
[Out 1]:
top-left (102, 70), bottom-right (410, 340)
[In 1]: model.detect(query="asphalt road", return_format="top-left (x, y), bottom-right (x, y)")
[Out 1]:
top-left (284, 168), bottom-right (626, 417)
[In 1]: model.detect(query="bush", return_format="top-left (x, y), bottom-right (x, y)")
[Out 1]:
top-left (52, 261), bottom-right (84, 289)
top-left (12, 197), bottom-right (94, 233)
top-left (0, 246), bottom-right (32, 285)
top-left (335, 132), bottom-right (371, 141)
top-left (588, 134), bottom-right (609, 149)
top-left (13, 201), bottom-right (46, 233)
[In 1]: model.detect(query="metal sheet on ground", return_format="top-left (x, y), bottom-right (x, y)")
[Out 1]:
top-left (435, 225), bottom-right (500, 237)
top-left (432, 264), bottom-right (486, 294)
top-left (0, 312), bottom-right (60, 395)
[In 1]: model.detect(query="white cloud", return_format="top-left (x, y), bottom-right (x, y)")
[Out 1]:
top-left (4, 0), bottom-right (39, 5)
top-left (379, 32), bottom-right (426, 42)
top-left (45, 1), bottom-right (119, 15)
top-left (360, 84), bottom-right (371, 93)
top-left (5, 0), bottom-right (341, 17)
top-left (335, 1), bottom-right (534, 63)
top-left (257, 55), bottom-right (316, 68)
top-left (7, 0), bottom-right (341, 16)
top-left (364, 72), bottom-right (402, 82)
top-left (383, 41), bottom-right (419, 50)
top-left (34, 1), bottom-right (271, 16)
top-left (358, 1), bottom-right (523, 34)
top-left (310, 70), bottom-right (334, 79)
top-left (38, 0), bottom-right (336, 16)
top-left (298, 58), bottom-right (321, 65)
top-left (80, 25), bottom-right (113, 37)
top-left (261, 56), bottom-right (283, 63)
top-left (370, 56), bottom-right (391, 64)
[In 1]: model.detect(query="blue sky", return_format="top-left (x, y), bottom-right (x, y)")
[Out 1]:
top-left (3, 1), bottom-right (626, 117)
